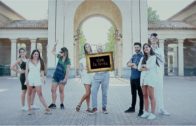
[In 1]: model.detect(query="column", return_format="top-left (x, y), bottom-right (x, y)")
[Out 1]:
top-left (10, 39), bottom-right (17, 76)
top-left (140, 0), bottom-right (148, 46)
top-left (30, 39), bottom-right (37, 53)
top-left (48, 0), bottom-right (57, 70)
top-left (178, 39), bottom-right (184, 76)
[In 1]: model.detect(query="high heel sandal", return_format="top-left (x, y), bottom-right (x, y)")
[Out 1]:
top-left (76, 105), bottom-right (81, 112)
top-left (86, 108), bottom-right (91, 112)
top-left (44, 108), bottom-right (52, 115)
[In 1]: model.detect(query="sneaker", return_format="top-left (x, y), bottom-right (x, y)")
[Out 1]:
top-left (124, 107), bottom-right (135, 113)
top-left (159, 109), bottom-right (170, 116)
top-left (48, 103), bottom-right (56, 109)
top-left (138, 110), bottom-right (143, 116)
top-left (21, 106), bottom-right (28, 111)
top-left (60, 103), bottom-right (64, 110)
top-left (102, 108), bottom-right (108, 114)
top-left (87, 108), bottom-right (97, 114)
top-left (76, 105), bottom-right (81, 112)
top-left (147, 113), bottom-right (156, 120)
top-left (31, 104), bottom-right (40, 110)
top-left (27, 110), bottom-right (33, 115)
top-left (140, 111), bottom-right (150, 118)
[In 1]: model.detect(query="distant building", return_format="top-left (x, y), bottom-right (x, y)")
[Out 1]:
top-left (149, 1), bottom-right (196, 76)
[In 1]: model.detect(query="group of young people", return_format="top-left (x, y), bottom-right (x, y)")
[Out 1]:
top-left (124, 33), bottom-right (170, 120)
top-left (11, 42), bottom-right (71, 115)
top-left (11, 41), bottom-right (109, 115)
top-left (11, 33), bottom-right (169, 119)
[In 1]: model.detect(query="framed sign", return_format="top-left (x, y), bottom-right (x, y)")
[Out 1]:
top-left (86, 52), bottom-right (114, 73)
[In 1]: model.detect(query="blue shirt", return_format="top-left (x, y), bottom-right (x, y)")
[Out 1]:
top-left (129, 52), bottom-right (143, 79)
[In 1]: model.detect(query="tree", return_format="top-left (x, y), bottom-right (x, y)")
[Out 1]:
top-left (79, 30), bottom-right (87, 59)
top-left (105, 26), bottom-right (115, 52)
top-left (148, 7), bottom-right (160, 23)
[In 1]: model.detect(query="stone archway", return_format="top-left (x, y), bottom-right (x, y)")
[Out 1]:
top-left (73, 0), bottom-right (122, 76)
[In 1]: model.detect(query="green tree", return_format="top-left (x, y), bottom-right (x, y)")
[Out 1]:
top-left (148, 7), bottom-right (160, 23)
top-left (105, 26), bottom-right (115, 52)
top-left (79, 30), bottom-right (86, 59)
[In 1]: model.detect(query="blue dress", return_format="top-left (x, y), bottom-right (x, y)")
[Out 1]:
top-left (53, 57), bottom-right (71, 83)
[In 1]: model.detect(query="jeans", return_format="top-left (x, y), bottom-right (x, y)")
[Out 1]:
top-left (91, 72), bottom-right (109, 109)
top-left (130, 78), bottom-right (143, 111)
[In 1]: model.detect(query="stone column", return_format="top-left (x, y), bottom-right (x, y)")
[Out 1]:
top-left (178, 39), bottom-right (184, 76)
top-left (10, 39), bottom-right (17, 76)
top-left (30, 39), bottom-right (37, 53)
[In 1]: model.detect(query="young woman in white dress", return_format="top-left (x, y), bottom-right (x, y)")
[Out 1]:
top-left (149, 33), bottom-right (170, 115)
top-left (138, 43), bottom-right (159, 120)
top-left (76, 43), bottom-right (93, 112)
top-left (25, 49), bottom-right (50, 115)
top-left (10, 48), bottom-right (38, 111)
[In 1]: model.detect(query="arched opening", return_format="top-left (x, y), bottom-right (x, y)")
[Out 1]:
top-left (73, 0), bottom-right (122, 77)
top-left (77, 16), bottom-right (117, 76)
top-left (164, 39), bottom-right (178, 76)
top-left (184, 39), bottom-right (196, 76)
top-left (0, 38), bottom-right (11, 76)
top-left (17, 39), bottom-right (31, 58)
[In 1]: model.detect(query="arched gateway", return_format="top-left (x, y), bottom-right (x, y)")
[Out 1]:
top-left (47, 0), bottom-right (148, 78)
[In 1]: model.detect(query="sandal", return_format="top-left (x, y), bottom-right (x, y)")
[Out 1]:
top-left (86, 108), bottom-right (91, 112)
top-left (76, 105), bottom-right (81, 112)
top-left (44, 108), bottom-right (52, 115)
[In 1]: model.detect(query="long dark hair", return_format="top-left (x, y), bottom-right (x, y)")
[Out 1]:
top-left (18, 48), bottom-right (26, 58)
top-left (84, 43), bottom-right (92, 55)
top-left (60, 47), bottom-right (69, 62)
top-left (142, 43), bottom-right (159, 66)
top-left (30, 49), bottom-right (45, 71)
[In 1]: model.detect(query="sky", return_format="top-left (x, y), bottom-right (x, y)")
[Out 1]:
top-left (1, 0), bottom-right (48, 20)
top-left (1, 0), bottom-right (194, 20)
top-left (82, 17), bottom-right (112, 46)
top-left (148, 0), bottom-right (195, 20)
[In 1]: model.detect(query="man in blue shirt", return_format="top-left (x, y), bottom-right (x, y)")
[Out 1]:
top-left (124, 42), bottom-right (144, 116)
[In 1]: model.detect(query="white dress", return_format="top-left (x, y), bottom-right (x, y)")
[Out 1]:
top-left (79, 58), bottom-right (93, 85)
top-left (27, 60), bottom-right (42, 86)
top-left (153, 47), bottom-right (165, 110)
top-left (138, 55), bottom-right (159, 87)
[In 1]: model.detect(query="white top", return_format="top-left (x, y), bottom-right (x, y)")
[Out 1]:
top-left (152, 47), bottom-right (165, 111)
top-left (153, 47), bottom-right (165, 77)
top-left (27, 60), bottom-right (42, 86)
top-left (138, 55), bottom-right (159, 87)
top-left (153, 47), bottom-right (164, 69)
top-left (79, 57), bottom-right (93, 85)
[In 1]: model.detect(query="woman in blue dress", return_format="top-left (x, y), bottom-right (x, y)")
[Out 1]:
top-left (48, 42), bottom-right (71, 110)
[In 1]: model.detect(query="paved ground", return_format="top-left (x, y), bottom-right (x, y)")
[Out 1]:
top-left (0, 76), bottom-right (196, 125)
